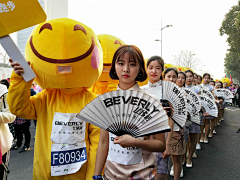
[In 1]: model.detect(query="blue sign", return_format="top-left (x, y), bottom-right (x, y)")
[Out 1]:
top-left (51, 147), bottom-right (87, 166)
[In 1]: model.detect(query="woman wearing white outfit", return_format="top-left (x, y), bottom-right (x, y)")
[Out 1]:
top-left (200, 73), bottom-right (214, 143)
top-left (141, 56), bottom-right (173, 180)
top-left (163, 68), bottom-right (185, 180)
top-left (94, 46), bottom-right (166, 180)
top-left (0, 84), bottom-right (16, 180)
top-left (184, 70), bottom-right (200, 168)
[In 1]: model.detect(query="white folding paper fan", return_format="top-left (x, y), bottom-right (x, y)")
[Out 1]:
top-left (184, 88), bottom-right (202, 109)
top-left (213, 88), bottom-right (234, 100)
top-left (199, 95), bottom-right (218, 117)
top-left (162, 81), bottom-right (187, 128)
top-left (184, 89), bottom-right (201, 125)
top-left (199, 86), bottom-right (215, 100)
top-left (76, 90), bottom-right (171, 137)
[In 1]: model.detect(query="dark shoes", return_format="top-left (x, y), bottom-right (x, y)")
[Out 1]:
top-left (19, 145), bottom-right (30, 153)
top-left (11, 144), bottom-right (21, 150)
top-left (237, 129), bottom-right (240, 133)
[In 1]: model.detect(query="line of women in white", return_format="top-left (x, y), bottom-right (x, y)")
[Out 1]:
top-left (92, 45), bottom-right (221, 180)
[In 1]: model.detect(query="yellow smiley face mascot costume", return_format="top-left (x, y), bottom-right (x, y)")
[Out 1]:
top-left (7, 18), bottom-right (103, 180)
top-left (90, 34), bottom-right (124, 94)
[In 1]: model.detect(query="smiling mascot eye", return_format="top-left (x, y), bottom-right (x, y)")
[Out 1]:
top-left (25, 18), bottom-right (103, 89)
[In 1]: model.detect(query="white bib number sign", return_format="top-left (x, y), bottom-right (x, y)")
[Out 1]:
top-left (50, 112), bottom-right (87, 176)
top-left (107, 133), bottom-right (143, 165)
top-left (51, 143), bottom-right (87, 176)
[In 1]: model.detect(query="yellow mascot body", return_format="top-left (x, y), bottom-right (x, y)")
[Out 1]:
top-left (90, 34), bottom-right (124, 94)
top-left (7, 18), bottom-right (103, 180)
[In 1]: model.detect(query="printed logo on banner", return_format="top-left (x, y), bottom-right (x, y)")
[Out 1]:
top-left (0, 1), bottom-right (15, 13)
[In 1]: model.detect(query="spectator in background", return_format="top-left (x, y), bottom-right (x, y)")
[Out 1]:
top-left (235, 85), bottom-right (239, 107)
top-left (32, 82), bottom-right (42, 94)
top-left (11, 89), bottom-right (36, 153)
top-left (209, 80), bottom-right (215, 87)
top-left (236, 85), bottom-right (240, 133)
top-left (237, 84), bottom-right (240, 109)
top-left (0, 80), bottom-right (9, 90)
top-left (0, 84), bottom-right (16, 179)
top-left (1, 80), bottom-right (16, 142)
top-left (31, 82), bottom-right (38, 128)
top-left (231, 84), bottom-right (237, 106)
top-left (223, 82), bottom-right (228, 89)
top-left (228, 84), bottom-right (232, 90)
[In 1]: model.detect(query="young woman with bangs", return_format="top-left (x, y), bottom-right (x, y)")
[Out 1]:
top-left (214, 81), bottom-right (224, 128)
top-left (200, 73), bottom-right (214, 144)
top-left (94, 45), bottom-right (166, 180)
top-left (184, 70), bottom-right (201, 167)
top-left (197, 75), bottom-right (202, 85)
top-left (192, 73), bottom-right (198, 86)
top-left (162, 68), bottom-right (185, 180)
top-left (141, 56), bottom-right (174, 180)
top-left (174, 71), bottom-right (187, 177)
top-left (208, 80), bottom-right (218, 138)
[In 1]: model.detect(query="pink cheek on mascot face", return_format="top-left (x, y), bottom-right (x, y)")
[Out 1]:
top-left (91, 45), bottom-right (100, 69)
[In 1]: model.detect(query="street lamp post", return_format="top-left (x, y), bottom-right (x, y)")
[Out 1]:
top-left (155, 19), bottom-right (172, 57)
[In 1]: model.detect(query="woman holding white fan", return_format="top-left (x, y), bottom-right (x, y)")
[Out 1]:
top-left (163, 68), bottom-right (186, 180)
top-left (184, 70), bottom-right (200, 167)
top-left (141, 56), bottom-right (174, 180)
top-left (94, 45), bottom-right (166, 180)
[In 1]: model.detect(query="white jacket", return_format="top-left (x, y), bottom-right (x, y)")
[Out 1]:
top-left (0, 84), bottom-right (16, 155)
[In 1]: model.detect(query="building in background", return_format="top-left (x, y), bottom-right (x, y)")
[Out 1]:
top-left (17, 0), bottom-right (68, 57)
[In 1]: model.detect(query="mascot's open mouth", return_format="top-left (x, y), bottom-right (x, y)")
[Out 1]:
top-left (30, 35), bottom-right (95, 64)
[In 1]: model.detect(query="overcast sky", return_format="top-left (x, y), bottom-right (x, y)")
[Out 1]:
top-left (2, 0), bottom-right (237, 79)
top-left (68, 0), bottom-right (237, 79)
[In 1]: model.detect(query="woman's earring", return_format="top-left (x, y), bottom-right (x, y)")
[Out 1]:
top-left (137, 73), bottom-right (142, 78)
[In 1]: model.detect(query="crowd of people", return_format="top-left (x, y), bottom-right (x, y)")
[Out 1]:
top-left (0, 47), bottom-right (239, 180)
top-left (0, 18), bottom-right (240, 180)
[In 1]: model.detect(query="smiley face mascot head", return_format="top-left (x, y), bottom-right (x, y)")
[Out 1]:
top-left (25, 18), bottom-right (103, 89)
top-left (90, 34), bottom-right (124, 94)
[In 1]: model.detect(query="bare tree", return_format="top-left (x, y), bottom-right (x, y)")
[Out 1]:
top-left (0, 45), bottom-right (10, 66)
top-left (0, 52), bottom-right (9, 64)
top-left (171, 50), bottom-right (200, 70)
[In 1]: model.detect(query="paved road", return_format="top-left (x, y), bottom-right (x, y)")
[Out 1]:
top-left (168, 105), bottom-right (240, 180)
top-left (7, 106), bottom-right (240, 180)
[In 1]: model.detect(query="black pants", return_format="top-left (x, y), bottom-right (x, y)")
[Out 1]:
top-left (14, 121), bottom-right (31, 148)
top-left (33, 120), bottom-right (37, 128)
top-left (0, 151), bottom-right (10, 180)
